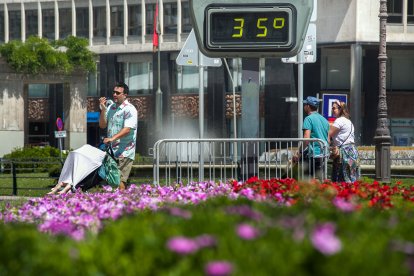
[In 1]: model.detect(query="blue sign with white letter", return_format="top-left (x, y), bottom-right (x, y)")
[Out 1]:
top-left (322, 94), bottom-right (348, 123)
top-left (87, 112), bottom-right (100, 123)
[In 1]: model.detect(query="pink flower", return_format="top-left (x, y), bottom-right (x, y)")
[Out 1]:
top-left (311, 223), bottom-right (342, 255)
top-left (205, 261), bottom-right (234, 276)
top-left (239, 188), bottom-right (255, 200)
top-left (236, 223), bottom-right (260, 240)
top-left (166, 236), bottom-right (199, 255)
top-left (194, 234), bottom-right (217, 248)
top-left (168, 207), bottom-right (192, 219)
top-left (332, 197), bottom-right (357, 212)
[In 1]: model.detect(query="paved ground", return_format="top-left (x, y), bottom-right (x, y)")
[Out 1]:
top-left (0, 196), bottom-right (34, 201)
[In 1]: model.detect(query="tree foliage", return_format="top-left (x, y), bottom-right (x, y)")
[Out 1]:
top-left (0, 36), bottom-right (96, 75)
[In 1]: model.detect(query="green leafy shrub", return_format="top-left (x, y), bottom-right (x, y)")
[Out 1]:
top-left (0, 36), bottom-right (96, 75)
top-left (48, 165), bottom-right (62, 178)
top-left (2, 146), bottom-right (65, 172)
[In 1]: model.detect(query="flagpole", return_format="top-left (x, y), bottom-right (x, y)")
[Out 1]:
top-left (154, 0), bottom-right (163, 137)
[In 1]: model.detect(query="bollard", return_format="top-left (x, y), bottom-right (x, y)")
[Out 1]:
top-left (12, 162), bottom-right (17, 196)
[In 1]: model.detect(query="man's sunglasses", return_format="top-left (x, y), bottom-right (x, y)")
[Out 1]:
top-left (113, 91), bottom-right (123, 95)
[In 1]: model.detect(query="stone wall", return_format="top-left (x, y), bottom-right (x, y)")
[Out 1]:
top-left (0, 59), bottom-right (88, 157)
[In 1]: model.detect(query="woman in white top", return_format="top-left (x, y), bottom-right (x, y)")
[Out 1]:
top-left (328, 100), bottom-right (360, 183)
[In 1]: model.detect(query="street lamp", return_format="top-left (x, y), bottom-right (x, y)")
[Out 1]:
top-left (374, 0), bottom-right (391, 183)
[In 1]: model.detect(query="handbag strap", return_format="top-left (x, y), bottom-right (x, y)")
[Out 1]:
top-left (338, 123), bottom-right (353, 148)
top-left (105, 144), bottom-right (119, 165)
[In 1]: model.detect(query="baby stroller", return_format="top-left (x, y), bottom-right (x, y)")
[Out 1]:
top-left (48, 144), bottom-right (118, 194)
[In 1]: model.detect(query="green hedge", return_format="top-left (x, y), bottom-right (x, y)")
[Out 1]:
top-left (2, 146), bottom-right (65, 172)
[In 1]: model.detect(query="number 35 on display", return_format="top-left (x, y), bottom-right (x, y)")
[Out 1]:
top-left (232, 17), bottom-right (285, 38)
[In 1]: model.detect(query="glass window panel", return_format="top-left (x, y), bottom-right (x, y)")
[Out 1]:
top-left (324, 55), bottom-right (350, 90)
top-left (88, 63), bottom-right (100, 96)
top-left (124, 62), bottom-right (153, 95)
top-left (164, 2), bottom-right (177, 35)
top-left (110, 4), bottom-right (123, 37)
top-left (9, 9), bottom-right (22, 41)
top-left (0, 10), bottom-right (4, 43)
top-left (390, 57), bottom-right (414, 90)
top-left (128, 4), bottom-right (141, 36)
top-left (408, 0), bottom-right (414, 24)
top-left (93, 6), bottom-right (106, 38)
top-left (146, 3), bottom-right (155, 35)
top-left (42, 8), bottom-right (55, 39)
top-left (29, 84), bottom-right (49, 98)
top-left (224, 58), bottom-right (242, 92)
top-left (26, 10), bottom-right (38, 38)
top-left (387, 0), bottom-right (402, 24)
top-left (76, 7), bottom-right (89, 38)
top-left (177, 66), bottom-right (199, 94)
top-left (181, 1), bottom-right (192, 33)
top-left (59, 8), bottom-right (72, 38)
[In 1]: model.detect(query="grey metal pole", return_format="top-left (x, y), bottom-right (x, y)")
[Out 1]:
top-left (374, 0), bottom-right (391, 182)
top-left (223, 59), bottom-right (238, 176)
top-left (155, 0), bottom-right (162, 137)
top-left (298, 61), bottom-right (304, 138)
top-left (155, 41), bottom-right (163, 136)
top-left (199, 52), bottom-right (204, 139)
top-left (198, 51), bottom-right (204, 181)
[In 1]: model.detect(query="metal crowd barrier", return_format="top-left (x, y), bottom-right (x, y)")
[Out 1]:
top-left (152, 138), bottom-right (329, 186)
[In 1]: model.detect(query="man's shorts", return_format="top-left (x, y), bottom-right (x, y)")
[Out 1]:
top-left (118, 157), bottom-right (134, 183)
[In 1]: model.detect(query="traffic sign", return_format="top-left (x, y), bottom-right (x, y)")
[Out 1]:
top-left (54, 130), bottom-right (67, 138)
top-left (282, 23), bottom-right (316, 64)
top-left (176, 29), bottom-right (222, 67)
top-left (190, 0), bottom-right (314, 58)
top-left (301, 23), bottom-right (317, 63)
top-left (322, 94), bottom-right (348, 123)
top-left (56, 117), bottom-right (64, 131)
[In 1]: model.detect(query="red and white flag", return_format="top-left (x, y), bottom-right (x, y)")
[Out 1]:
top-left (153, 0), bottom-right (160, 52)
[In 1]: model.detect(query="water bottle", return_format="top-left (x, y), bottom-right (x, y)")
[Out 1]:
top-left (100, 98), bottom-right (114, 110)
top-left (106, 99), bottom-right (114, 107)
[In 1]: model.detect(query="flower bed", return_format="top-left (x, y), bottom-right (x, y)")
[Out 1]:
top-left (1, 179), bottom-right (414, 274)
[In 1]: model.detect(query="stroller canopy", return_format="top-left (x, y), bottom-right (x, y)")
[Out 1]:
top-left (58, 144), bottom-right (106, 187)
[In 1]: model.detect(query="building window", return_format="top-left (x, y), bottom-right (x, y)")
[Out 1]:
top-left (124, 62), bottom-right (153, 95)
top-left (28, 84), bottom-right (50, 146)
top-left (387, 0), bottom-right (403, 24)
top-left (0, 10), bottom-right (4, 43)
top-left (146, 3), bottom-right (155, 35)
top-left (408, 0), bottom-right (414, 24)
top-left (59, 8), bottom-right (72, 39)
top-left (321, 52), bottom-right (351, 90)
top-left (110, 4), bottom-right (123, 37)
top-left (88, 63), bottom-right (100, 96)
top-left (29, 84), bottom-right (49, 98)
top-left (9, 9), bottom-right (22, 41)
top-left (225, 58), bottom-right (242, 93)
top-left (388, 56), bottom-right (414, 90)
top-left (128, 4), bottom-right (141, 36)
top-left (164, 2), bottom-right (177, 35)
top-left (42, 8), bottom-right (55, 40)
top-left (93, 6), bottom-right (106, 38)
top-left (181, 1), bottom-right (192, 33)
top-left (176, 65), bottom-right (208, 94)
top-left (26, 9), bottom-right (38, 38)
top-left (76, 7), bottom-right (89, 38)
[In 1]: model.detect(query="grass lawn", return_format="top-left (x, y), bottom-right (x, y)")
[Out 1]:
top-left (0, 173), bottom-right (155, 196)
